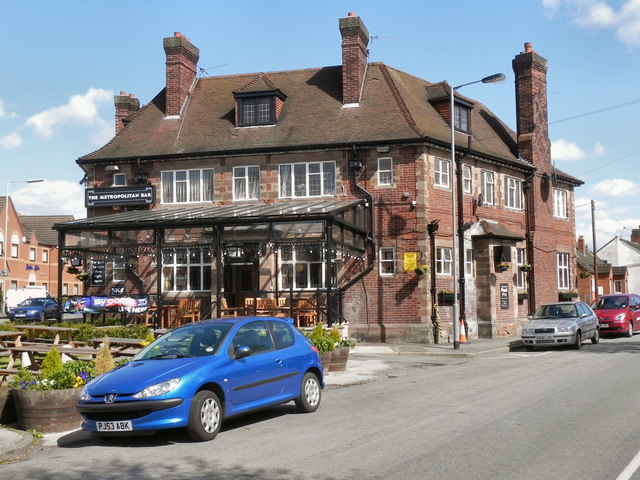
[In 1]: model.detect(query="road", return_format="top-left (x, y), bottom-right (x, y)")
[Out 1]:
top-left (3, 335), bottom-right (640, 479)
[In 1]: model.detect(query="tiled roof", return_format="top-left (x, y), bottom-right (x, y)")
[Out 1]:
top-left (19, 215), bottom-right (74, 245)
top-left (78, 63), bottom-right (532, 172)
top-left (476, 219), bottom-right (524, 240)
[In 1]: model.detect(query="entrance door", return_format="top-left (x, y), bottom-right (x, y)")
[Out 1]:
top-left (224, 262), bottom-right (258, 309)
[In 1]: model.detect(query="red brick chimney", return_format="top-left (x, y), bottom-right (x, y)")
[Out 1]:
top-left (114, 91), bottom-right (140, 135)
top-left (577, 236), bottom-right (586, 253)
top-left (512, 42), bottom-right (551, 173)
top-left (631, 226), bottom-right (640, 245)
top-left (163, 32), bottom-right (199, 117)
top-left (339, 13), bottom-right (369, 105)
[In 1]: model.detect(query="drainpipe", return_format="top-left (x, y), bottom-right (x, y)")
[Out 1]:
top-left (428, 220), bottom-right (440, 343)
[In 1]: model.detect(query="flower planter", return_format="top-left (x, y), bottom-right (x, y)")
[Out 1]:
top-left (558, 293), bottom-right (577, 301)
top-left (0, 386), bottom-right (16, 424)
top-left (329, 346), bottom-right (350, 372)
top-left (319, 351), bottom-right (332, 373)
top-left (12, 388), bottom-right (81, 433)
top-left (438, 293), bottom-right (455, 305)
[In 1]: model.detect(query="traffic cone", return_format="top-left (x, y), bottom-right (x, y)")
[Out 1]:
top-left (459, 319), bottom-right (468, 343)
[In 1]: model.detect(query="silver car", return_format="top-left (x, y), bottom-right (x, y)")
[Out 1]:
top-left (521, 301), bottom-right (600, 350)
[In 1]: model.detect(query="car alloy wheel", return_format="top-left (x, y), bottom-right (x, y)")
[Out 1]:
top-left (295, 372), bottom-right (321, 413)
top-left (627, 321), bottom-right (633, 337)
top-left (187, 390), bottom-right (222, 442)
top-left (591, 328), bottom-right (599, 344)
top-left (574, 331), bottom-right (582, 349)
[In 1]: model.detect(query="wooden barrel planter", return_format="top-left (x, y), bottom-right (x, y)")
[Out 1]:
top-left (319, 351), bottom-right (332, 373)
top-left (0, 386), bottom-right (16, 424)
top-left (329, 346), bottom-right (350, 372)
top-left (12, 388), bottom-right (81, 433)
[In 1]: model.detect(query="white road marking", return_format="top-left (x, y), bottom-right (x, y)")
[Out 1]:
top-left (616, 447), bottom-right (640, 480)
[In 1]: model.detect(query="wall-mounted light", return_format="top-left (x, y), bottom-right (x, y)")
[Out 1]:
top-left (377, 145), bottom-right (390, 153)
top-left (134, 170), bottom-right (149, 185)
top-left (410, 200), bottom-right (417, 210)
top-left (401, 192), bottom-right (410, 200)
top-left (105, 165), bottom-right (120, 171)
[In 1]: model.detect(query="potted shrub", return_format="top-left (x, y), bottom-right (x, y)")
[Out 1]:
top-left (9, 347), bottom-right (96, 433)
top-left (328, 327), bottom-right (355, 372)
top-left (497, 262), bottom-right (511, 272)
top-left (303, 323), bottom-right (334, 372)
top-left (519, 264), bottom-right (532, 272)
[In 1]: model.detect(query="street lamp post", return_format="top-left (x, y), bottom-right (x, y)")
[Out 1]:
top-left (2, 179), bottom-right (44, 314)
top-left (450, 73), bottom-right (505, 349)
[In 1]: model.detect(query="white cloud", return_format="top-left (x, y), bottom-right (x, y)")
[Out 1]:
top-left (12, 180), bottom-right (86, 219)
top-left (0, 132), bottom-right (22, 149)
top-left (25, 88), bottom-right (113, 139)
top-left (0, 99), bottom-right (17, 119)
top-left (591, 178), bottom-right (638, 196)
top-left (542, 0), bottom-right (640, 46)
top-left (592, 142), bottom-right (606, 156)
top-left (552, 138), bottom-right (586, 161)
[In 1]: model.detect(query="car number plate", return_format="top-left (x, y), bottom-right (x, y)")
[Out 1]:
top-left (14, 314), bottom-right (25, 317)
top-left (535, 336), bottom-right (553, 340)
top-left (96, 421), bottom-right (133, 432)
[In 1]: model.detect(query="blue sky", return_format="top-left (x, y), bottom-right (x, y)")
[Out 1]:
top-left (1, 0), bottom-right (639, 250)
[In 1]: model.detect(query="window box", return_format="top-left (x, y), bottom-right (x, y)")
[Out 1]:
top-left (558, 291), bottom-right (577, 301)
top-left (438, 292), bottom-right (455, 305)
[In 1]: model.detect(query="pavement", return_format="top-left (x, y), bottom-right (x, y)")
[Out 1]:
top-left (0, 336), bottom-right (521, 463)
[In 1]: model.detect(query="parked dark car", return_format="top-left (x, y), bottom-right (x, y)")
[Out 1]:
top-left (77, 316), bottom-right (324, 441)
top-left (8, 297), bottom-right (60, 322)
top-left (591, 294), bottom-right (640, 337)
top-left (521, 301), bottom-right (599, 350)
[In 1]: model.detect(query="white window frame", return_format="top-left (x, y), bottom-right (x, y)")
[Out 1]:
top-left (516, 248), bottom-right (526, 289)
top-left (454, 103), bottom-right (471, 133)
top-left (62, 283), bottom-right (68, 296)
top-left (435, 158), bottom-right (450, 188)
top-left (463, 165), bottom-right (472, 194)
top-left (553, 189), bottom-right (568, 218)
top-left (436, 247), bottom-right (452, 275)
top-left (377, 157), bottom-right (393, 186)
top-left (11, 233), bottom-right (18, 258)
top-left (42, 249), bottom-right (49, 263)
top-left (506, 177), bottom-right (522, 210)
top-left (161, 168), bottom-right (214, 204)
top-left (482, 171), bottom-right (494, 206)
top-left (557, 253), bottom-right (570, 290)
top-left (113, 173), bottom-right (126, 187)
top-left (379, 247), bottom-right (395, 276)
top-left (233, 166), bottom-right (260, 201)
top-left (162, 249), bottom-right (212, 292)
top-left (614, 280), bottom-right (622, 293)
top-left (278, 245), bottom-right (325, 290)
top-left (278, 162), bottom-right (336, 198)
top-left (465, 249), bottom-right (473, 276)
top-left (29, 248), bottom-right (36, 262)
top-left (73, 284), bottom-right (79, 295)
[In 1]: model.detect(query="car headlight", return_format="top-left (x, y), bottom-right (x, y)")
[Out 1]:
top-left (615, 313), bottom-right (626, 322)
top-left (78, 385), bottom-right (90, 402)
top-left (133, 377), bottom-right (181, 399)
top-left (555, 326), bottom-right (572, 334)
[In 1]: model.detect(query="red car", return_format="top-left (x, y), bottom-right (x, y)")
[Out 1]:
top-left (591, 294), bottom-right (640, 337)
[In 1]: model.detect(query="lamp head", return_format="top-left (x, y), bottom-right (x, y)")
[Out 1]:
top-left (481, 73), bottom-right (506, 84)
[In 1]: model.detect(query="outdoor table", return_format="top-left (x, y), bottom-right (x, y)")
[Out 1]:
top-left (88, 337), bottom-right (147, 354)
top-left (0, 330), bottom-right (24, 349)
top-left (5, 344), bottom-right (123, 371)
top-left (13, 325), bottom-right (78, 347)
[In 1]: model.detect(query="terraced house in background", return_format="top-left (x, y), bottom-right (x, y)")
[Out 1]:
top-left (53, 13), bottom-right (582, 343)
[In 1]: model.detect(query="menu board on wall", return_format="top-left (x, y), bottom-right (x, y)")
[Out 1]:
top-left (91, 260), bottom-right (106, 287)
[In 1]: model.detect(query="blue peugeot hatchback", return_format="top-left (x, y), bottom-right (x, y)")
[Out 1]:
top-left (77, 316), bottom-right (324, 441)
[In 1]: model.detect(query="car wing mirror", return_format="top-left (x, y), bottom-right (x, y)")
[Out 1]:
top-left (233, 346), bottom-right (252, 360)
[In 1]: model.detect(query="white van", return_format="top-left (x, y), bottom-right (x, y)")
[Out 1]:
top-left (4, 286), bottom-right (52, 315)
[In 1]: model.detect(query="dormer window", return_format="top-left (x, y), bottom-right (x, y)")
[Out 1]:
top-left (454, 103), bottom-right (471, 133)
top-left (238, 96), bottom-right (274, 126)
top-left (233, 75), bottom-right (286, 127)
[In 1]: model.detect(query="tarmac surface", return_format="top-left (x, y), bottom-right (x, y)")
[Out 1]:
top-left (0, 337), bottom-right (520, 463)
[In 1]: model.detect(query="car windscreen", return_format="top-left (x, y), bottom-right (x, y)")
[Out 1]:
top-left (534, 304), bottom-right (578, 319)
top-left (592, 296), bottom-right (628, 310)
top-left (134, 322), bottom-right (233, 360)
top-left (19, 299), bottom-right (45, 307)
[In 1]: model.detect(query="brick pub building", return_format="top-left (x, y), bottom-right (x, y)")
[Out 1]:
top-left (54, 13), bottom-right (582, 343)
